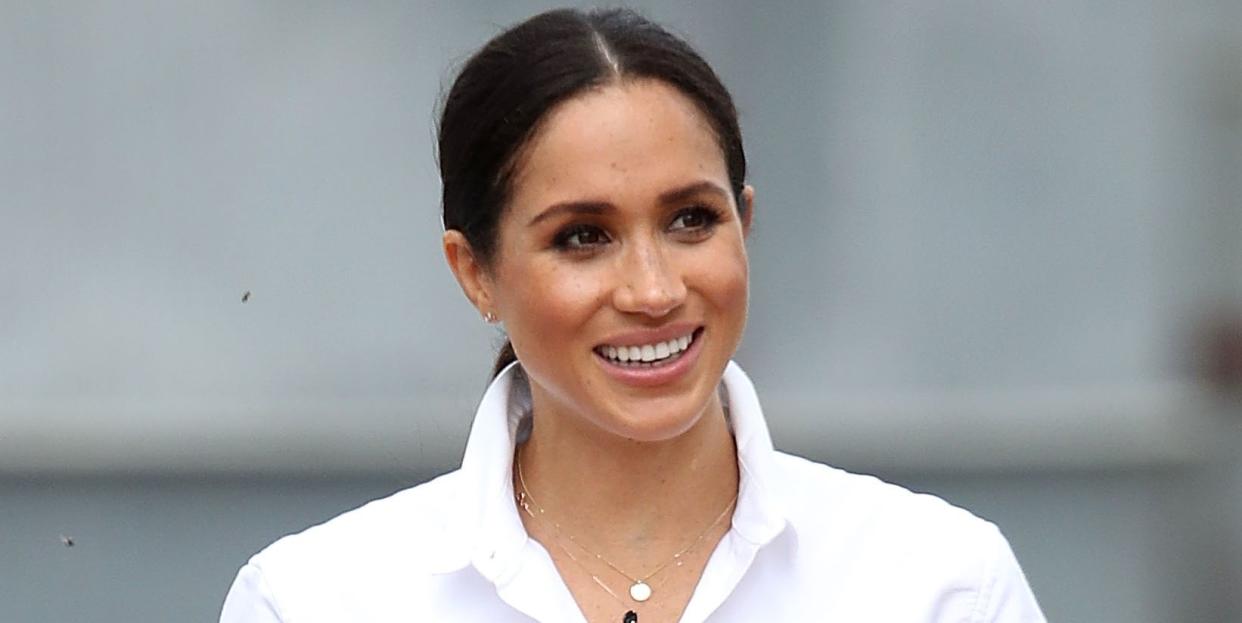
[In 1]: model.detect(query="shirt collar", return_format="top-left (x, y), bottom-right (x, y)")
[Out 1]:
top-left (428, 360), bottom-right (793, 578)
top-left (720, 361), bottom-right (792, 546)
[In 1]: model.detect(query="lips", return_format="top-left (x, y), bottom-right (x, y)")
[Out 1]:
top-left (592, 326), bottom-right (706, 387)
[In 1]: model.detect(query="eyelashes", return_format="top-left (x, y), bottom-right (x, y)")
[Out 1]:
top-left (552, 223), bottom-right (610, 250)
top-left (550, 205), bottom-right (725, 253)
top-left (669, 205), bottom-right (724, 235)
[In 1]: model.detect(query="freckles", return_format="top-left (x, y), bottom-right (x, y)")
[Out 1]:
top-left (548, 264), bottom-right (596, 295)
top-left (520, 263), bottom-right (607, 322)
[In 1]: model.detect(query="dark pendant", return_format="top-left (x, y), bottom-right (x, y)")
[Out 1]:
top-left (623, 611), bottom-right (638, 623)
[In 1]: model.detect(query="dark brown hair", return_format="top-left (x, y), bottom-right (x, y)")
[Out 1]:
top-left (437, 8), bottom-right (747, 378)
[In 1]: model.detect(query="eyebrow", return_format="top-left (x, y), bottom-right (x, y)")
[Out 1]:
top-left (526, 180), bottom-right (732, 227)
top-left (527, 201), bottom-right (613, 227)
top-left (657, 180), bottom-right (731, 206)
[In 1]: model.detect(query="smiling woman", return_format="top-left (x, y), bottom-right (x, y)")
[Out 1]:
top-left (220, 8), bottom-right (1045, 623)
top-left (456, 79), bottom-right (751, 445)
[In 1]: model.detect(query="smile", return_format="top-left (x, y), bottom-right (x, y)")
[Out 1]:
top-left (594, 329), bottom-right (700, 367)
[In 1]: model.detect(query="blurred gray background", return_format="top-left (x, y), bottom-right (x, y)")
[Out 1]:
top-left (3, 1), bottom-right (1241, 621)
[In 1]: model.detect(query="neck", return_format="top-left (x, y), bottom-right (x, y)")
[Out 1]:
top-left (516, 387), bottom-right (739, 553)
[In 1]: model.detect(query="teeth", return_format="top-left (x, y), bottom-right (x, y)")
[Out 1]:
top-left (640, 345), bottom-right (656, 362)
top-left (599, 332), bottom-right (696, 365)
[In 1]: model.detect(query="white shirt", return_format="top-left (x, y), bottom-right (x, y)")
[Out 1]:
top-left (220, 362), bottom-right (1046, 622)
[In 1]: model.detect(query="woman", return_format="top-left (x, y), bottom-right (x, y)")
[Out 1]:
top-left (221, 8), bottom-right (1045, 622)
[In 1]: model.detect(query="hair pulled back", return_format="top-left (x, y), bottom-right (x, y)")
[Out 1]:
top-left (437, 8), bottom-right (747, 379)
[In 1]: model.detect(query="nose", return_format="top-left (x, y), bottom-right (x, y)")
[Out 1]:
top-left (613, 240), bottom-right (687, 317)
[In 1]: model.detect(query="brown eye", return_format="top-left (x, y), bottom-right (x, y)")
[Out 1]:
top-left (669, 206), bottom-right (721, 233)
top-left (553, 224), bottom-right (610, 251)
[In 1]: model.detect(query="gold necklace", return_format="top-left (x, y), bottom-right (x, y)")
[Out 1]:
top-left (534, 519), bottom-right (639, 623)
top-left (515, 446), bottom-right (738, 605)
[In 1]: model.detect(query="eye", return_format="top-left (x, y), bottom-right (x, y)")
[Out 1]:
top-left (552, 224), bottom-right (610, 251)
top-left (668, 205), bottom-right (722, 235)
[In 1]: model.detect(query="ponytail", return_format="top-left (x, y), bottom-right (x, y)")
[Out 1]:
top-left (491, 339), bottom-right (518, 379)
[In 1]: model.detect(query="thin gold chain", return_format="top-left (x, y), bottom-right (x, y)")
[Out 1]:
top-left (526, 504), bottom-right (630, 607)
top-left (514, 445), bottom-right (737, 590)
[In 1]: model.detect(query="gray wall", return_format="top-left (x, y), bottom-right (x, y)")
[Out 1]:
top-left (3, 1), bottom-right (1240, 622)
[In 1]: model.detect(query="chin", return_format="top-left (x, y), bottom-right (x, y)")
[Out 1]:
top-left (596, 384), bottom-right (720, 443)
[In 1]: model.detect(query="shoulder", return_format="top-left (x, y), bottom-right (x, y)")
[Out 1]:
top-left (252, 468), bottom-right (467, 574)
top-left (221, 469), bottom-right (472, 621)
top-left (763, 452), bottom-right (1045, 621)
top-left (770, 451), bottom-right (995, 544)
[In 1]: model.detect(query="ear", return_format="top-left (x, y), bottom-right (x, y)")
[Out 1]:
top-left (443, 230), bottom-right (496, 320)
top-left (739, 184), bottom-right (756, 238)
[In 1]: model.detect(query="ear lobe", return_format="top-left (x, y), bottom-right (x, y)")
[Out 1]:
top-left (442, 230), bottom-right (494, 316)
top-left (740, 185), bottom-right (756, 237)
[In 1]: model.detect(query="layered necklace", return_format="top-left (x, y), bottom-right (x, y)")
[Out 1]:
top-left (515, 447), bottom-right (738, 623)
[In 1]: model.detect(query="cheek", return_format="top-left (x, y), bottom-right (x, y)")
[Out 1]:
top-left (501, 260), bottom-right (607, 339)
top-left (689, 241), bottom-right (750, 314)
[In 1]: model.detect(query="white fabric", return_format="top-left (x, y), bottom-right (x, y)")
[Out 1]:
top-left (220, 362), bottom-right (1046, 622)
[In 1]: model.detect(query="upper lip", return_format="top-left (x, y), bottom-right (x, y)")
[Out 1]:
top-left (596, 322), bottom-right (702, 348)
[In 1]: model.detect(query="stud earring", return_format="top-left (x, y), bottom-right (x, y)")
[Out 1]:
top-left (483, 312), bottom-right (497, 324)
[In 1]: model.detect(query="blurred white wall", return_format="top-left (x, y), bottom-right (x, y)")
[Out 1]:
top-left (2, 1), bottom-right (1240, 622)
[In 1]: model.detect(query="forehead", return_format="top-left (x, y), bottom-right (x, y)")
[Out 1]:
top-left (507, 79), bottom-right (728, 212)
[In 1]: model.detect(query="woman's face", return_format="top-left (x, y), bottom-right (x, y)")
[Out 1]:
top-left (460, 79), bottom-right (752, 443)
